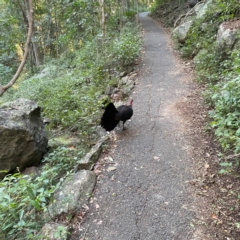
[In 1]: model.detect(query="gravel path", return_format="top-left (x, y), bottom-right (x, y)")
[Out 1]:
top-left (74, 12), bottom-right (199, 240)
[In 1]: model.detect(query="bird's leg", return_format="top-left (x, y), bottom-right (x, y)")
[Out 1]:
top-left (122, 121), bottom-right (126, 130)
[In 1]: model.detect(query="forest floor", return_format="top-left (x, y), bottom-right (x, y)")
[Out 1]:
top-left (69, 13), bottom-right (240, 240)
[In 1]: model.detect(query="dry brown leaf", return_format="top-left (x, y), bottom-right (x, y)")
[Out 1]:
top-left (204, 162), bottom-right (210, 169)
top-left (211, 213), bottom-right (218, 220)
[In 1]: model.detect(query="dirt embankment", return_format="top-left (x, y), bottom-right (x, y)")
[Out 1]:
top-left (150, 0), bottom-right (190, 28)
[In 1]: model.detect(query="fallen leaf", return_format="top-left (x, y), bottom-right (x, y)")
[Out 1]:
top-left (107, 166), bottom-right (116, 172)
top-left (204, 162), bottom-right (210, 169)
top-left (93, 169), bottom-right (102, 175)
top-left (97, 220), bottom-right (102, 225)
top-left (153, 156), bottom-right (160, 161)
top-left (211, 213), bottom-right (218, 219)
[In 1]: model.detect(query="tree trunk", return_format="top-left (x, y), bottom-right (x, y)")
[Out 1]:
top-left (0, 0), bottom-right (33, 96)
top-left (99, 0), bottom-right (106, 45)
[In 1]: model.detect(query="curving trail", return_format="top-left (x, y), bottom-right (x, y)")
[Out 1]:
top-left (73, 12), bottom-right (202, 240)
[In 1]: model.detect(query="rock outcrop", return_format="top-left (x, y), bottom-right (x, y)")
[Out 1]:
top-left (215, 20), bottom-right (240, 60)
top-left (172, 20), bottom-right (193, 43)
top-left (0, 98), bottom-right (48, 178)
top-left (47, 170), bottom-right (96, 220)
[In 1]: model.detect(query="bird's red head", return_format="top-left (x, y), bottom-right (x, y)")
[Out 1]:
top-left (130, 98), bottom-right (133, 106)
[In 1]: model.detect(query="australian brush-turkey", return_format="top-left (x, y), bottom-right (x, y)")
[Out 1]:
top-left (101, 99), bottom-right (133, 131)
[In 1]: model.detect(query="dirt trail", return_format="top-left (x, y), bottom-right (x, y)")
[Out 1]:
top-left (72, 12), bottom-right (205, 240)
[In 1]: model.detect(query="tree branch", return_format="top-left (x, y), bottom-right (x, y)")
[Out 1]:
top-left (0, 0), bottom-right (33, 97)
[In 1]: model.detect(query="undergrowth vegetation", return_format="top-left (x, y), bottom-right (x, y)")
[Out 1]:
top-left (1, 25), bottom-right (141, 133)
top-left (0, 146), bottom-right (85, 239)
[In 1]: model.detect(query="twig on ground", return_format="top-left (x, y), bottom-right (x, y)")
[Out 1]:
top-left (81, 225), bottom-right (89, 240)
top-left (225, 153), bottom-right (240, 160)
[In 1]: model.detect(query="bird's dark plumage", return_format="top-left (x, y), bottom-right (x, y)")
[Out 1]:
top-left (101, 99), bottom-right (133, 131)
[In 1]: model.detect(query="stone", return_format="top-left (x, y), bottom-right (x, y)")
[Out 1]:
top-left (172, 20), bottom-right (193, 43)
top-left (105, 85), bottom-right (115, 96)
top-left (75, 134), bottom-right (109, 171)
top-left (195, 0), bottom-right (213, 19)
top-left (47, 170), bottom-right (96, 219)
top-left (38, 223), bottom-right (72, 240)
top-left (215, 20), bottom-right (240, 60)
top-left (48, 134), bottom-right (81, 148)
top-left (118, 76), bottom-right (135, 98)
top-left (0, 98), bottom-right (48, 178)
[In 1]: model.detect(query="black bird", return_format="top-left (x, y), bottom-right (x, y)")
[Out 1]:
top-left (188, 0), bottom-right (201, 8)
top-left (101, 99), bottom-right (133, 131)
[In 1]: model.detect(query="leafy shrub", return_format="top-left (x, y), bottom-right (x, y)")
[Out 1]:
top-left (0, 63), bottom-right (14, 85)
top-left (149, 0), bottom-right (168, 14)
top-left (210, 75), bottom-right (240, 152)
top-left (204, 49), bottom-right (240, 152)
top-left (124, 10), bottom-right (137, 20)
top-left (0, 146), bottom-right (85, 239)
top-left (111, 26), bottom-right (141, 70)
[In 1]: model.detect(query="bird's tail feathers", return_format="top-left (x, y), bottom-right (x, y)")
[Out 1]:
top-left (101, 102), bottom-right (119, 131)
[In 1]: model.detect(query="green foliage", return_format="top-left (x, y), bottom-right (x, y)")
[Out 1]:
top-left (149, 0), bottom-right (167, 14)
top-left (1, 25), bottom-right (141, 131)
top-left (219, 162), bottom-right (233, 174)
top-left (2, 63), bottom-right (100, 133)
top-left (209, 75), bottom-right (240, 152)
top-left (0, 146), bottom-right (85, 239)
top-left (0, 63), bottom-right (14, 85)
top-left (54, 225), bottom-right (68, 239)
top-left (111, 25), bottom-right (141, 69)
top-left (124, 10), bottom-right (137, 20)
top-left (203, 49), bottom-right (240, 152)
top-left (0, 1), bottom-right (25, 76)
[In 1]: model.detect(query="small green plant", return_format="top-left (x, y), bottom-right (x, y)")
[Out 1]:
top-left (218, 162), bottom-right (233, 174)
top-left (54, 225), bottom-right (69, 239)
top-left (0, 63), bottom-right (14, 85)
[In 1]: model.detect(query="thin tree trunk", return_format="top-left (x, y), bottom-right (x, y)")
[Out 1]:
top-left (32, 39), bottom-right (42, 67)
top-left (99, 0), bottom-right (106, 45)
top-left (0, 0), bottom-right (33, 96)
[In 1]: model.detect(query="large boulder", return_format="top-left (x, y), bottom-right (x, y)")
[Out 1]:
top-left (172, 20), bottom-right (193, 43)
top-left (0, 98), bottom-right (48, 178)
top-left (215, 20), bottom-right (240, 60)
top-left (195, 0), bottom-right (213, 19)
